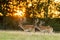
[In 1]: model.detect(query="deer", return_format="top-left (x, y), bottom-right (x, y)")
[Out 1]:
top-left (34, 19), bottom-right (53, 33)
top-left (38, 25), bottom-right (53, 33)
top-left (39, 21), bottom-right (53, 33)
top-left (18, 17), bottom-right (35, 32)
top-left (19, 24), bottom-right (35, 32)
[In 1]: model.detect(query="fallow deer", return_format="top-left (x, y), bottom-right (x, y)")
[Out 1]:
top-left (19, 25), bottom-right (35, 32)
top-left (19, 24), bottom-right (38, 32)
top-left (38, 21), bottom-right (53, 33)
top-left (35, 19), bottom-right (53, 33)
top-left (38, 25), bottom-right (53, 33)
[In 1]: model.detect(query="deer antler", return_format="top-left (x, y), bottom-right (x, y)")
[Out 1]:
top-left (35, 19), bottom-right (39, 24)
top-left (39, 21), bottom-right (45, 26)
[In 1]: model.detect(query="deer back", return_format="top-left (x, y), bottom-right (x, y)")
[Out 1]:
top-left (22, 25), bottom-right (35, 32)
top-left (23, 25), bottom-right (34, 29)
top-left (39, 25), bottom-right (53, 33)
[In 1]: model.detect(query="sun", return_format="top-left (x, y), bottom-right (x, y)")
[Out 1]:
top-left (14, 10), bottom-right (25, 17)
top-left (17, 10), bottom-right (23, 16)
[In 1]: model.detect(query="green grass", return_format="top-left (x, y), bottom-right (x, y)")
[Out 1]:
top-left (0, 31), bottom-right (60, 40)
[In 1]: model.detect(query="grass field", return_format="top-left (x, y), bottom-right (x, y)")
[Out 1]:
top-left (0, 30), bottom-right (60, 40)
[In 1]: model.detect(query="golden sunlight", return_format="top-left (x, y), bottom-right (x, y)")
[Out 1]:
top-left (0, 13), bottom-right (3, 16)
top-left (6, 13), bottom-right (12, 16)
top-left (54, 0), bottom-right (60, 3)
top-left (14, 10), bottom-right (25, 17)
top-left (28, 2), bottom-right (32, 7)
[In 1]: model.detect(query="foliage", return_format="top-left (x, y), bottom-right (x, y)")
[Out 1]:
top-left (0, 0), bottom-right (60, 32)
top-left (2, 16), bottom-right (20, 30)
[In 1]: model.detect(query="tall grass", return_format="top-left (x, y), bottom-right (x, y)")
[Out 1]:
top-left (0, 31), bottom-right (60, 40)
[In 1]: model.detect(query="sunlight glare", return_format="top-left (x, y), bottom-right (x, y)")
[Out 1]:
top-left (54, 0), bottom-right (60, 3)
top-left (0, 13), bottom-right (3, 16)
top-left (28, 2), bottom-right (32, 7)
top-left (14, 10), bottom-right (24, 17)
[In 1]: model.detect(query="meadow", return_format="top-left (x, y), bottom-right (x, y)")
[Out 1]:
top-left (0, 30), bottom-right (60, 40)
